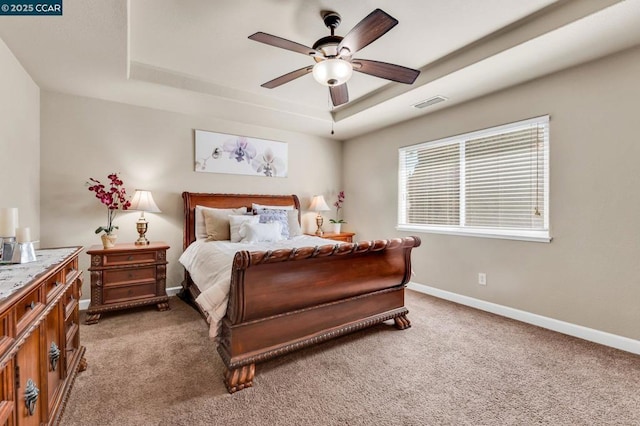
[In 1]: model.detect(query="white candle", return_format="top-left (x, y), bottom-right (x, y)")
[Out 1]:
top-left (16, 227), bottom-right (31, 243)
top-left (0, 207), bottom-right (19, 237)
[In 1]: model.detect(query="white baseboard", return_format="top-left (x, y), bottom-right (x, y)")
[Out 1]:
top-left (407, 282), bottom-right (640, 355)
top-left (79, 285), bottom-right (183, 311)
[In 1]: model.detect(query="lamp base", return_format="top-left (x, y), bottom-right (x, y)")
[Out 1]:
top-left (135, 218), bottom-right (150, 245)
top-left (134, 237), bottom-right (150, 246)
top-left (315, 214), bottom-right (324, 237)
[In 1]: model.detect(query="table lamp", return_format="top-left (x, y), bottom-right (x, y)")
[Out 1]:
top-left (129, 190), bottom-right (161, 245)
top-left (309, 195), bottom-right (331, 236)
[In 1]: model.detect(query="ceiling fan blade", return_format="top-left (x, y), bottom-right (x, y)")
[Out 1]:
top-left (261, 66), bottom-right (314, 89)
top-left (337, 9), bottom-right (398, 56)
top-left (329, 84), bottom-right (349, 106)
top-left (352, 59), bottom-right (420, 84)
top-left (249, 32), bottom-right (322, 58)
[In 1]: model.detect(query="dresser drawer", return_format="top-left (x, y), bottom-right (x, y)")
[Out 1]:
top-left (45, 271), bottom-right (65, 302)
top-left (102, 251), bottom-right (158, 267)
top-left (64, 256), bottom-right (79, 276)
top-left (103, 282), bottom-right (157, 304)
top-left (64, 283), bottom-right (79, 319)
top-left (65, 309), bottom-right (79, 370)
top-left (103, 267), bottom-right (156, 286)
top-left (16, 286), bottom-right (43, 335)
top-left (0, 310), bottom-right (12, 353)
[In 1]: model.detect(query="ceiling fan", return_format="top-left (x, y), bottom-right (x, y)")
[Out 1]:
top-left (248, 8), bottom-right (421, 107)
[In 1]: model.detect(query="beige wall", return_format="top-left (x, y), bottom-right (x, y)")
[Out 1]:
top-left (0, 38), bottom-right (40, 238)
top-left (40, 92), bottom-right (342, 297)
top-left (343, 46), bottom-right (640, 340)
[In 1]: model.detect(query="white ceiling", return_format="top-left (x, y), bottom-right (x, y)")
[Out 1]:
top-left (1, 0), bottom-right (639, 139)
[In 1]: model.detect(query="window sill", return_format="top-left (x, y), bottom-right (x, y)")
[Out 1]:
top-left (396, 225), bottom-right (552, 243)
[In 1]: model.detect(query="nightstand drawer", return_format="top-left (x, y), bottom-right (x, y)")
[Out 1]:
top-left (103, 266), bottom-right (156, 286)
top-left (103, 282), bottom-right (157, 304)
top-left (102, 251), bottom-right (158, 266)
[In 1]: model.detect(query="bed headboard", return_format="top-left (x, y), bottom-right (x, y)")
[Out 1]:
top-left (182, 192), bottom-right (301, 249)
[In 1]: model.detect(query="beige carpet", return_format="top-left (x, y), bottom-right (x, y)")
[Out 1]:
top-left (60, 291), bottom-right (640, 425)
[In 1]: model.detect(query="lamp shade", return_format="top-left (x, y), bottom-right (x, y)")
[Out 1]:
top-left (130, 190), bottom-right (161, 213)
top-left (312, 59), bottom-right (353, 87)
top-left (309, 195), bottom-right (331, 212)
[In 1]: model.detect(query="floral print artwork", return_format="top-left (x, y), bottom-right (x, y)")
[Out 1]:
top-left (195, 130), bottom-right (288, 177)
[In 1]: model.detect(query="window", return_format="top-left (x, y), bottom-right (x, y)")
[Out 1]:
top-left (398, 116), bottom-right (550, 242)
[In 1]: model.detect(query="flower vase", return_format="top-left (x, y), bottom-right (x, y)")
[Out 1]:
top-left (101, 233), bottom-right (117, 249)
top-left (331, 223), bottom-right (342, 234)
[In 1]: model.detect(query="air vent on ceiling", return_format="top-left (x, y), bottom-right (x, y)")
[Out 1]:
top-left (412, 95), bottom-right (448, 109)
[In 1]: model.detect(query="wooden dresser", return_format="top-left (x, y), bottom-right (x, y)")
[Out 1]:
top-left (86, 242), bottom-right (170, 324)
top-left (0, 246), bottom-right (85, 426)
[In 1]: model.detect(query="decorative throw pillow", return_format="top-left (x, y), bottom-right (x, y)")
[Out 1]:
top-left (203, 207), bottom-right (248, 241)
top-left (229, 215), bottom-right (260, 243)
top-left (252, 203), bottom-right (294, 212)
top-left (240, 222), bottom-right (283, 243)
top-left (195, 205), bottom-right (246, 240)
top-left (257, 209), bottom-right (289, 239)
top-left (287, 209), bottom-right (302, 237)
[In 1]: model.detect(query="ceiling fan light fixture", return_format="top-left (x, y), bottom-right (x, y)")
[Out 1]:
top-left (312, 59), bottom-right (353, 86)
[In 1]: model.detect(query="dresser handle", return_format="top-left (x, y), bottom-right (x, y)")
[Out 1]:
top-left (128, 272), bottom-right (133, 279)
top-left (54, 281), bottom-right (61, 287)
top-left (25, 301), bottom-right (36, 311)
top-left (25, 379), bottom-right (39, 416)
top-left (49, 342), bottom-right (61, 372)
top-left (127, 255), bottom-right (133, 261)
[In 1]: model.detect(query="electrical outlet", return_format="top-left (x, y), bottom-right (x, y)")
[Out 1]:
top-left (478, 273), bottom-right (487, 285)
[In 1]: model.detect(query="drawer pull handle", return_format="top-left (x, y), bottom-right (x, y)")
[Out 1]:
top-left (49, 342), bottom-right (61, 372)
top-left (128, 272), bottom-right (133, 278)
top-left (127, 255), bottom-right (134, 261)
top-left (25, 301), bottom-right (36, 311)
top-left (25, 379), bottom-right (39, 416)
top-left (54, 281), bottom-right (61, 287)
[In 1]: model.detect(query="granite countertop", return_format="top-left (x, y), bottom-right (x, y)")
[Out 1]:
top-left (0, 248), bottom-right (79, 301)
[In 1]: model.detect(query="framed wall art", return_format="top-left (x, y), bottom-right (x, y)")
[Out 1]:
top-left (194, 129), bottom-right (288, 178)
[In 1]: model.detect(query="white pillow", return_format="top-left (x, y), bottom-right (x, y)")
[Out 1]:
top-left (240, 222), bottom-right (283, 243)
top-left (195, 205), bottom-right (246, 240)
top-left (252, 203), bottom-right (294, 211)
top-left (229, 215), bottom-right (259, 243)
top-left (287, 209), bottom-right (302, 237)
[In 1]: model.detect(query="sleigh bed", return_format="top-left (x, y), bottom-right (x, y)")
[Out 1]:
top-left (179, 192), bottom-right (421, 393)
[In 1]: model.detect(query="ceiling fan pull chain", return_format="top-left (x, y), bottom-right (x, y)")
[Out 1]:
top-left (328, 92), bottom-right (335, 135)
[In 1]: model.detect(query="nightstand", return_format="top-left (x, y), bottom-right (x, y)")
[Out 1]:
top-left (307, 232), bottom-right (355, 243)
top-left (86, 241), bottom-right (170, 324)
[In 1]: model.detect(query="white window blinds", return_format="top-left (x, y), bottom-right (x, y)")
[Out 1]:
top-left (398, 116), bottom-right (550, 242)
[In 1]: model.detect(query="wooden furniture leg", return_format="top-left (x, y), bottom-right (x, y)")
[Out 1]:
top-left (85, 312), bottom-right (101, 325)
top-left (224, 364), bottom-right (255, 394)
top-left (157, 301), bottom-right (170, 311)
top-left (394, 314), bottom-right (411, 330)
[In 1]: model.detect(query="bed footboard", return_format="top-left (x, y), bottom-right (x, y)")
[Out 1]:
top-left (218, 236), bottom-right (421, 393)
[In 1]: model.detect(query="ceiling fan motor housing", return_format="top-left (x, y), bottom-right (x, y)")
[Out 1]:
top-left (312, 35), bottom-right (342, 60)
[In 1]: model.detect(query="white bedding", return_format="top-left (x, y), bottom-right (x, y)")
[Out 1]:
top-left (179, 235), bottom-right (335, 338)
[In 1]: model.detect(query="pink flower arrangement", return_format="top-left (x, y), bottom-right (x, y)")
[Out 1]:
top-left (330, 191), bottom-right (346, 224)
top-left (87, 173), bottom-right (131, 235)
